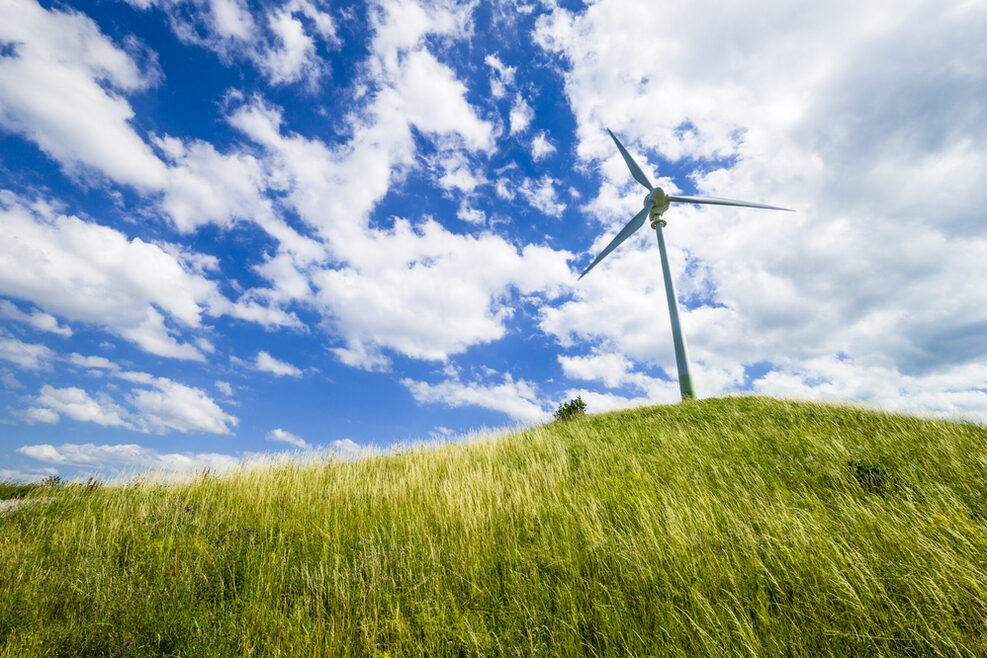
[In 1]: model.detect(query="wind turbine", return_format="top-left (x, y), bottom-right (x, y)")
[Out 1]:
top-left (579, 129), bottom-right (793, 401)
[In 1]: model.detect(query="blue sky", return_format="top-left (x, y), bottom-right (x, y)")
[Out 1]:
top-left (2, 0), bottom-right (985, 482)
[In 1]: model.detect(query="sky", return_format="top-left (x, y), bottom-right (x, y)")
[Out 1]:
top-left (1, 0), bottom-right (985, 482)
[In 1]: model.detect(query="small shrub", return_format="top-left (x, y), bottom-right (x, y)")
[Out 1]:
top-left (554, 396), bottom-right (587, 422)
top-left (41, 475), bottom-right (63, 488)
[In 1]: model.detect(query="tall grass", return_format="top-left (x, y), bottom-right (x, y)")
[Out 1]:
top-left (3, 396), bottom-right (987, 656)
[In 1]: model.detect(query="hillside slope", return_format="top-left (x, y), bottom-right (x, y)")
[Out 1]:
top-left (3, 397), bottom-right (987, 656)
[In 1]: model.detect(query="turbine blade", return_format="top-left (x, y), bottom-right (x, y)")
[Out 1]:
top-left (667, 195), bottom-right (794, 212)
top-left (607, 128), bottom-right (653, 191)
top-left (578, 206), bottom-right (650, 280)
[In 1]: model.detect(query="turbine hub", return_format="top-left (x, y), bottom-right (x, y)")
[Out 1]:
top-left (647, 186), bottom-right (670, 215)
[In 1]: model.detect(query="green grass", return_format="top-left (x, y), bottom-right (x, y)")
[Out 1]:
top-left (0, 481), bottom-right (39, 500)
top-left (3, 396), bottom-right (987, 657)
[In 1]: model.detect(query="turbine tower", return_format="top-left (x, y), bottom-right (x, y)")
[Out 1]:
top-left (580, 129), bottom-right (793, 401)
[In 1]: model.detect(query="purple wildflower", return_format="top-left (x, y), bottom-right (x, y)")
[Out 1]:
top-left (124, 641), bottom-right (132, 647)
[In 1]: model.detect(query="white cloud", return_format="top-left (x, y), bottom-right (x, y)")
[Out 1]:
top-left (0, 0), bottom-right (167, 188)
top-left (509, 94), bottom-right (534, 135)
top-left (215, 380), bottom-right (233, 396)
top-left (20, 406), bottom-right (59, 424)
top-left (0, 300), bottom-right (72, 336)
top-left (131, 378), bottom-right (237, 434)
top-left (21, 366), bottom-right (237, 435)
top-left (559, 351), bottom-right (635, 389)
top-left (309, 220), bottom-right (572, 367)
top-left (330, 438), bottom-right (360, 458)
top-left (457, 204), bottom-right (486, 225)
top-left (262, 6), bottom-right (323, 85)
top-left (33, 385), bottom-right (132, 428)
top-left (0, 194), bottom-right (227, 360)
top-left (0, 466), bottom-right (58, 483)
top-left (751, 357), bottom-right (987, 421)
top-left (253, 351), bottom-right (303, 377)
top-left (495, 177), bottom-right (515, 200)
top-left (15, 436), bottom-right (362, 478)
top-left (66, 353), bottom-right (117, 370)
top-left (265, 428), bottom-right (309, 449)
top-left (1, 370), bottom-right (24, 389)
top-left (531, 131), bottom-right (556, 161)
top-left (124, 0), bottom-right (337, 86)
top-left (208, 0), bottom-right (255, 40)
top-left (519, 175), bottom-right (565, 217)
top-left (264, 430), bottom-right (358, 457)
top-left (535, 0), bottom-right (987, 418)
top-left (16, 441), bottom-right (241, 473)
top-left (484, 54), bottom-right (515, 98)
top-left (435, 152), bottom-right (485, 193)
top-left (403, 371), bottom-right (549, 423)
top-left (0, 333), bottom-right (54, 370)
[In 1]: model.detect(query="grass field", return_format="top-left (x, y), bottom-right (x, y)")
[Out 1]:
top-left (2, 396), bottom-right (987, 657)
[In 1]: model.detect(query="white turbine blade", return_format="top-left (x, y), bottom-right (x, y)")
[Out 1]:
top-left (667, 195), bottom-right (794, 212)
top-left (578, 206), bottom-right (650, 280)
top-left (607, 128), bottom-right (653, 191)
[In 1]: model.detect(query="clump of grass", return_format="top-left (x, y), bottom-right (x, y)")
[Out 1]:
top-left (2, 396), bottom-right (987, 656)
top-left (0, 481), bottom-right (38, 500)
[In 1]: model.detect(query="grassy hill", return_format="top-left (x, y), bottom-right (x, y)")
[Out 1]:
top-left (3, 396), bottom-right (987, 657)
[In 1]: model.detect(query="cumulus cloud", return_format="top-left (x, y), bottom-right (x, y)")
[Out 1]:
top-left (0, 194), bottom-right (225, 360)
top-left (0, 0), bottom-right (167, 188)
top-left (66, 353), bottom-right (117, 370)
top-left (19, 406), bottom-right (59, 424)
top-left (484, 53), bottom-right (515, 98)
top-left (32, 385), bottom-right (132, 428)
top-left (263, 430), bottom-right (360, 456)
top-left (0, 332), bottom-right (55, 370)
top-left (21, 366), bottom-right (237, 435)
top-left (123, 0), bottom-right (337, 86)
top-left (131, 378), bottom-right (237, 434)
top-left (530, 132), bottom-right (556, 161)
top-left (265, 428), bottom-right (309, 449)
top-left (457, 204), bottom-right (486, 225)
top-left (1, 370), bottom-right (24, 389)
top-left (519, 176), bottom-right (565, 217)
top-left (0, 466), bottom-right (58, 483)
top-left (509, 94), bottom-right (534, 135)
top-left (331, 438), bottom-right (360, 457)
top-left (0, 300), bottom-right (72, 337)
top-left (253, 351), bottom-right (303, 377)
top-left (402, 371), bottom-right (549, 423)
top-left (16, 441), bottom-right (241, 473)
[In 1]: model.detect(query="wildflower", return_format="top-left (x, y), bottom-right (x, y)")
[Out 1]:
top-left (124, 641), bottom-right (132, 647)
top-left (113, 653), bottom-right (121, 657)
